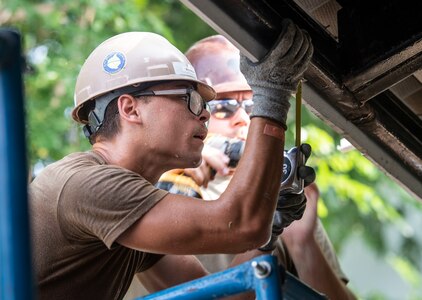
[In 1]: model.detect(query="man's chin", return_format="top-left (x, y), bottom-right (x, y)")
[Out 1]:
top-left (173, 155), bottom-right (202, 169)
top-left (190, 157), bottom-right (202, 168)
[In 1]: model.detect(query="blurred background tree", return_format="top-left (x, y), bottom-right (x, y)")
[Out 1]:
top-left (1, 0), bottom-right (421, 298)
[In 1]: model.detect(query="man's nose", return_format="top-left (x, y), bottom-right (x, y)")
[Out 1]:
top-left (198, 105), bottom-right (210, 123)
top-left (230, 107), bottom-right (250, 127)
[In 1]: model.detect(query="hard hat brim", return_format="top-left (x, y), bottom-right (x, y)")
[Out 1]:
top-left (212, 81), bottom-right (252, 94)
top-left (195, 80), bottom-right (216, 101)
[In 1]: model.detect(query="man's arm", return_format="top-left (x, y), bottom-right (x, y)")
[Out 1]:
top-left (136, 255), bottom-right (209, 293)
top-left (117, 118), bottom-right (285, 254)
top-left (117, 19), bottom-right (313, 255)
top-left (282, 183), bottom-right (357, 300)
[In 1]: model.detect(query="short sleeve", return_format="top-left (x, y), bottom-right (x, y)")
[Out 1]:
top-left (58, 164), bottom-right (168, 249)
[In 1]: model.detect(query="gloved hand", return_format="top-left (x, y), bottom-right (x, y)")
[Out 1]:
top-left (259, 144), bottom-right (315, 251)
top-left (240, 19), bottom-right (313, 129)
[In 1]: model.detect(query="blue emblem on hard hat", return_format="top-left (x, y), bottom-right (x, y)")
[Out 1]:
top-left (103, 52), bottom-right (126, 74)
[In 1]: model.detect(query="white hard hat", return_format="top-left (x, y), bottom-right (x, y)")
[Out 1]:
top-left (73, 32), bottom-right (216, 124)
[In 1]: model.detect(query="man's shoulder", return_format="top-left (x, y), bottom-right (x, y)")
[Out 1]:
top-left (43, 151), bottom-right (105, 173)
top-left (63, 151), bottom-right (105, 165)
top-left (30, 151), bottom-right (107, 190)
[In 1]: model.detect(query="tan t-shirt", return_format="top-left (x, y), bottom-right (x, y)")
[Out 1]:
top-left (29, 151), bottom-right (168, 300)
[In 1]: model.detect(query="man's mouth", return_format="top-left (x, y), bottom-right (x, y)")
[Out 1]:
top-left (194, 129), bottom-right (208, 141)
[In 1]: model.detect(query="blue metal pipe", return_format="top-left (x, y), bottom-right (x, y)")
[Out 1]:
top-left (137, 255), bottom-right (282, 300)
top-left (0, 29), bottom-right (35, 300)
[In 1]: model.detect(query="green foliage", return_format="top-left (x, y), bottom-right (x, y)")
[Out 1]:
top-left (2, 0), bottom-right (421, 298)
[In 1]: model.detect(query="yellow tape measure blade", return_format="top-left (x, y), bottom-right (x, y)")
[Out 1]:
top-left (295, 81), bottom-right (302, 147)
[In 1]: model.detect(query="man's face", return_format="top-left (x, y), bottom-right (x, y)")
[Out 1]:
top-left (138, 81), bottom-right (210, 169)
top-left (208, 90), bottom-right (253, 140)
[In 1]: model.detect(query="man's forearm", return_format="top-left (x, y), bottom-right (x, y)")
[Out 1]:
top-left (137, 255), bottom-right (209, 293)
top-left (286, 238), bottom-right (356, 300)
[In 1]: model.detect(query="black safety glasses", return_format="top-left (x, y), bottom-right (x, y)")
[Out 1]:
top-left (132, 88), bottom-right (207, 116)
top-left (208, 99), bottom-right (254, 119)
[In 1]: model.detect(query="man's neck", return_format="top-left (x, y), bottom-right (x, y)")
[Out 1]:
top-left (92, 141), bottom-right (165, 184)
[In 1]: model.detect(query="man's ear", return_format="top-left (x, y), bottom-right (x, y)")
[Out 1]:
top-left (118, 94), bottom-right (142, 124)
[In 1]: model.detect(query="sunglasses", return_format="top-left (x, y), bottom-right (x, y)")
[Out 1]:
top-left (132, 88), bottom-right (207, 116)
top-left (208, 99), bottom-right (254, 119)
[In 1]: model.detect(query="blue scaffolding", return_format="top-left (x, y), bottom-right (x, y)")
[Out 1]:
top-left (0, 29), bottom-right (34, 300)
top-left (137, 254), bottom-right (326, 300)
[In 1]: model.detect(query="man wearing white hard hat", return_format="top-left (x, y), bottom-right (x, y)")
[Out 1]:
top-left (30, 22), bottom-right (313, 299)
